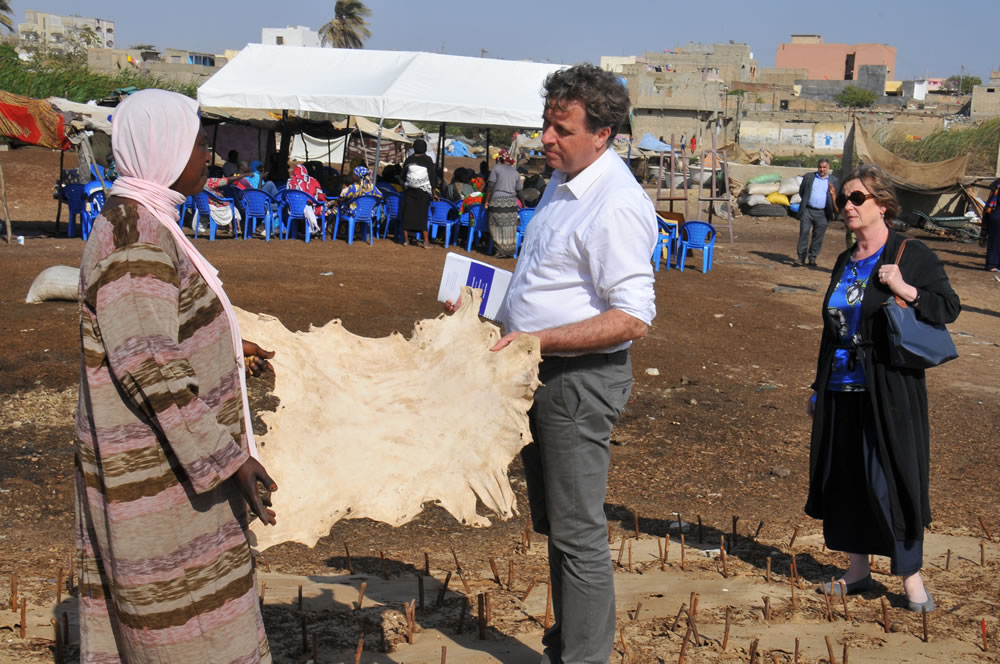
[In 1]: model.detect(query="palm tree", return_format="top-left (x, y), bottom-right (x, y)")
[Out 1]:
top-left (0, 1), bottom-right (13, 32)
top-left (319, 0), bottom-right (371, 49)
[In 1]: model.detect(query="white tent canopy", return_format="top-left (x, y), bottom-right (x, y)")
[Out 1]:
top-left (198, 44), bottom-right (567, 129)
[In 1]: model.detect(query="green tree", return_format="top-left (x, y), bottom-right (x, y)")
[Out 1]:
top-left (319, 0), bottom-right (372, 49)
top-left (0, 1), bottom-right (12, 32)
top-left (834, 85), bottom-right (877, 108)
top-left (945, 74), bottom-right (982, 95)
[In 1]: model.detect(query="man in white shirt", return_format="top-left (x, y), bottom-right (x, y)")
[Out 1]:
top-left (494, 64), bottom-right (657, 664)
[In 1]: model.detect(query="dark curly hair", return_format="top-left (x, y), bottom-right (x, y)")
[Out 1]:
top-left (543, 64), bottom-right (629, 148)
top-left (840, 162), bottom-right (900, 224)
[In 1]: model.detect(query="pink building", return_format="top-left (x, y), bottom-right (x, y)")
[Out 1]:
top-left (776, 35), bottom-right (896, 81)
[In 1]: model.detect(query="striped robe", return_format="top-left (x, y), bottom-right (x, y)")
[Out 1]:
top-left (75, 197), bottom-right (270, 663)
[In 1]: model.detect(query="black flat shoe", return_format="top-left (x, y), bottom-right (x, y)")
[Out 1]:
top-left (820, 574), bottom-right (873, 596)
top-left (907, 591), bottom-right (935, 613)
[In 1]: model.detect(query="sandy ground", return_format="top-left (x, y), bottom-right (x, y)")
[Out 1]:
top-left (2, 145), bottom-right (1000, 663)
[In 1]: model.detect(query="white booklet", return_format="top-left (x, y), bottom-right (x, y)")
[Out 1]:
top-left (437, 252), bottom-right (512, 323)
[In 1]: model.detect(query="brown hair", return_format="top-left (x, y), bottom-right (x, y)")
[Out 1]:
top-left (840, 162), bottom-right (900, 224)
top-left (543, 64), bottom-right (629, 148)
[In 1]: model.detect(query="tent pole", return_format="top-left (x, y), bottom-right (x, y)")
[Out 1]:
top-left (373, 117), bottom-right (384, 187)
top-left (0, 158), bottom-right (11, 244)
top-left (278, 110), bottom-right (291, 180)
top-left (55, 150), bottom-right (64, 234)
top-left (212, 123), bottom-right (219, 167)
top-left (486, 128), bottom-right (491, 172)
top-left (341, 116), bottom-right (352, 173)
top-left (304, 134), bottom-right (308, 162)
top-left (327, 136), bottom-right (331, 168)
top-left (258, 127), bottom-right (263, 162)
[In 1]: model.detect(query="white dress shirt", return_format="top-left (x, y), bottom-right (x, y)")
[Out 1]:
top-left (501, 148), bottom-right (657, 355)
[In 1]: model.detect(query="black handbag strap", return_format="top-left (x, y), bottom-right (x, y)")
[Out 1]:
top-left (890, 239), bottom-right (910, 309)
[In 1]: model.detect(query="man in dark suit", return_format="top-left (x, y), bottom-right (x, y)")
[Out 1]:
top-left (796, 158), bottom-right (839, 266)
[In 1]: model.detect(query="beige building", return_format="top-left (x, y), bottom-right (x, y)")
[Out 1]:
top-left (87, 47), bottom-right (228, 85)
top-left (18, 10), bottom-right (115, 51)
top-left (971, 71), bottom-right (1000, 120)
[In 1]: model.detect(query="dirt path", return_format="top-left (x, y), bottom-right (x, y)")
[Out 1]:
top-left (2, 146), bottom-right (1000, 662)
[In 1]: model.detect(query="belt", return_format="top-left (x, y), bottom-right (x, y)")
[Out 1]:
top-left (540, 349), bottom-right (629, 371)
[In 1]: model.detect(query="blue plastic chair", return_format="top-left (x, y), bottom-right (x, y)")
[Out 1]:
top-left (513, 207), bottom-right (536, 258)
top-left (676, 221), bottom-right (717, 273)
top-left (62, 183), bottom-right (89, 239)
top-left (333, 195), bottom-right (380, 245)
top-left (240, 189), bottom-right (279, 241)
top-left (281, 190), bottom-right (325, 242)
top-left (463, 204), bottom-right (493, 254)
top-left (81, 189), bottom-right (105, 241)
top-left (652, 218), bottom-right (678, 272)
top-left (177, 196), bottom-right (193, 228)
top-left (380, 191), bottom-right (403, 240)
top-left (427, 200), bottom-right (460, 247)
top-left (191, 190), bottom-right (238, 241)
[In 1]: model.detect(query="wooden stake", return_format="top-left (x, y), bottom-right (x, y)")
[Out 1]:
top-left (508, 559), bottom-right (514, 590)
top-left (632, 601), bottom-right (643, 621)
top-left (794, 637), bottom-right (799, 664)
top-left (677, 512), bottom-right (682, 534)
top-left (922, 605), bottom-right (928, 642)
top-left (763, 595), bottom-right (770, 621)
top-left (677, 624), bottom-right (691, 664)
top-left (520, 579), bottom-right (536, 602)
top-left (698, 515), bottom-right (704, 543)
top-left (441, 645), bottom-right (447, 664)
top-left (344, 543), bottom-right (353, 574)
top-left (722, 606), bottom-right (730, 649)
top-left (543, 581), bottom-right (552, 630)
top-left (259, 581), bottom-right (266, 607)
top-left (790, 579), bottom-right (796, 611)
top-left (627, 540), bottom-right (633, 573)
top-left (665, 534), bottom-right (670, 562)
top-left (749, 637), bottom-right (759, 663)
top-left (840, 583), bottom-right (850, 620)
top-left (754, 520), bottom-right (765, 539)
top-left (424, 551), bottom-right (431, 576)
top-left (670, 603), bottom-right (686, 631)
top-left (616, 535), bottom-right (626, 566)
top-left (881, 596), bottom-right (891, 633)
top-left (436, 571), bottom-right (452, 607)
top-left (790, 554), bottom-right (798, 584)
top-left (732, 515), bottom-right (739, 551)
top-left (301, 613), bottom-right (308, 653)
top-left (477, 594), bottom-right (486, 640)
top-left (720, 535), bottom-right (729, 578)
top-left (979, 516), bottom-right (994, 541)
top-left (450, 548), bottom-right (472, 595)
top-left (618, 625), bottom-right (628, 660)
top-left (19, 596), bottom-right (26, 639)
top-left (946, 548), bottom-right (952, 570)
top-left (680, 533), bottom-right (686, 570)
top-left (524, 520), bottom-right (532, 552)
top-left (657, 538), bottom-right (664, 571)
top-left (354, 633), bottom-right (364, 664)
top-left (822, 580), bottom-right (834, 622)
top-left (356, 581), bottom-right (367, 611)
top-left (634, 510), bottom-right (640, 538)
top-left (488, 557), bottom-right (501, 585)
top-left (981, 540), bottom-right (986, 567)
top-left (824, 635), bottom-right (836, 664)
top-left (53, 617), bottom-right (63, 664)
top-left (982, 618), bottom-right (988, 652)
top-left (689, 593), bottom-right (702, 646)
top-left (456, 599), bottom-right (468, 634)
top-left (765, 556), bottom-right (771, 583)
top-left (418, 574), bottom-right (425, 610)
top-left (843, 643), bottom-right (849, 664)
top-left (788, 525), bottom-right (799, 549)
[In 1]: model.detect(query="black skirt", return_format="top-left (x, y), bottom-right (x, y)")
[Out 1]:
top-left (401, 188), bottom-right (431, 233)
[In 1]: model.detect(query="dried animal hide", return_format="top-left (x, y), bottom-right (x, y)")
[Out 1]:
top-left (235, 287), bottom-right (541, 550)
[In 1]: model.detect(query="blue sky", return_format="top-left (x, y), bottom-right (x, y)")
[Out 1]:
top-left (17, 0), bottom-right (998, 81)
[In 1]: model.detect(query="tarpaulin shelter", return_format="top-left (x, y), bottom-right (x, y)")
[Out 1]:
top-left (198, 45), bottom-right (568, 179)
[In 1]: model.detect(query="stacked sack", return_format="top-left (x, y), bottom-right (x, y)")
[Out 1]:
top-left (739, 174), bottom-right (803, 217)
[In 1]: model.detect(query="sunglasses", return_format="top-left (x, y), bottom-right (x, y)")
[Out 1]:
top-left (836, 191), bottom-right (875, 209)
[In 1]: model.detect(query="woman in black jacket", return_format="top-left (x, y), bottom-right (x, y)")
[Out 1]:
top-left (805, 163), bottom-right (960, 612)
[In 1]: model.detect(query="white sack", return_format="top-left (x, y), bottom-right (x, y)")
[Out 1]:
top-left (746, 194), bottom-right (770, 207)
top-left (778, 177), bottom-right (800, 196)
top-left (25, 266), bottom-right (80, 304)
top-left (747, 182), bottom-right (780, 196)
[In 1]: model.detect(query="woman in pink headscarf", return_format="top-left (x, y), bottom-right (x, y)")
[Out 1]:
top-left (76, 89), bottom-right (277, 663)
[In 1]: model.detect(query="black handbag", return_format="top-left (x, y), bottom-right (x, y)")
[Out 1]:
top-left (882, 240), bottom-right (958, 369)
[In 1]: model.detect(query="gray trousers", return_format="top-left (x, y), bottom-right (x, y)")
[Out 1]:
top-left (797, 206), bottom-right (829, 261)
top-left (523, 350), bottom-right (632, 664)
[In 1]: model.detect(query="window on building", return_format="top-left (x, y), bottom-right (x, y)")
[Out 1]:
top-left (844, 53), bottom-right (855, 80)
top-left (988, 88), bottom-right (996, 93)
top-left (276, 36), bottom-right (284, 45)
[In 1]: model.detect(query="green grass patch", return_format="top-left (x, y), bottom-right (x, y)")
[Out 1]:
top-left (879, 119), bottom-right (1000, 177)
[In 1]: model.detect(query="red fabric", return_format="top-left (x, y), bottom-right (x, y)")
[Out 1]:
top-left (287, 165), bottom-right (325, 215)
top-left (0, 91), bottom-right (70, 150)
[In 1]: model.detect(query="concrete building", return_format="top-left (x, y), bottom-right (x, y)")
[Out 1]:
top-left (600, 56), bottom-right (637, 73)
top-left (971, 71), bottom-right (1000, 119)
top-left (18, 10), bottom-right (115, 51)
top-left (87, 47), bottom-right (228, 85)
top-left (776, 34), bottom-right (895, 81)
top-left (640, 42), bottom-right (757, 83)
top-left (261, 26), bottom-right (320, 48)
